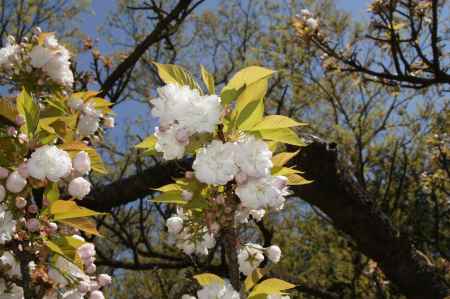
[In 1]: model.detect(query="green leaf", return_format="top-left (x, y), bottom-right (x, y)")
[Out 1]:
top-left (151, 191), bottom-right (186, 204)
top-left (249, 115), bottom-right (307, 131)
top-left (256, 128), bottom-right (306, 147)
top-left (286, 173), bottom-right (313, 185)
top-left (44, 182), bottom-right (60, 204)
top-left (244, 268), bottom-right (265, 292)
top-left (50, 200), bottom-right (105, 220)
top-left (0, 99), bottom-right (18, 123)
top-left (221, 66), bottom-right (275, 97)
top-left (271, 151), bottom-right (299, 167)
top-left (59, 217), bottom-right (101, 236)
top-left (135, 135), bottom-right (157, 150)
top-left (44, 240), bottom-right (65, 256)
top-left (200, 65), bottom-right (215, 94)
top-left (271, 166), bottom-right (302, 176)
top-left (233, 79), bottom-right (268, 130)
top-left (153, 62), bottom-right (203, 93)
top-left (194, 273), bottom-right (224, 286)
top-left (249, 278), bottom-right (296, 297)
top-left (16, 88), bottom-right (40, 137)
top-left (152, 184), bottom-right (182, 192)
top-left (220, 85), bottom-right (245, 105)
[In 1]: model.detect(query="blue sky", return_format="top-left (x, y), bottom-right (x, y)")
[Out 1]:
top-left (77, 0), bottom-right (371, 143)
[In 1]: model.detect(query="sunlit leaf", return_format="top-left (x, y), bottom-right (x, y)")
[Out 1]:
top-left (59, 217), bottom-right (101, 236)
top-left (50, 200), bottom-right (104, 220)
top-left (151, 191), bottom-right (186, 204)
top-left (271, 151), bottom-right (299, 167)
top-left (153, 62), bottom-right (203, 93)
top-left (244, 268), bottom-right (265, 292)
top-left (193, 273), bottom-right (224, 286)
top-left (200, 65), bottom-right (215, 94)
top-left (256, 128), bottom-right (306, 147)
top-left (249, 115), bottom-right (307, 131)
top-left (249, 278), bottom-right (296, 297)
top-left (17, 88), bottom-right (40, 137)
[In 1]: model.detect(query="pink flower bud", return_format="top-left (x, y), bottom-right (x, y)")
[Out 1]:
top-left (15, 115), bottom-right (25, 126)
top-left (78, 280), bottom-right (90, 293)
top-left (48, 222), bottom-right (58, 234)
top-left (15, 197), bottom-right (27, 209)
top-left (184, 171), bottom-right (194, 180)
top-left (27, 204), bottom-right (38, 214)
top-left (6, 126), bottom-right (17, 137)
top-left (77, 243), bottom-right (96, 259)
top-left (175, 128), bottom-right (190, 144)
top-left (17, 163), bottom-right (29, 178)
top-left (97, 274), bottom-right (112, 286)
top-left (17, 133), bottom-right (28, 144)
top-left (103, 116), bottom-right (115, 128)
top-left (0, 167), bottom-right (9, 179)
top-left (26, 218), bottom-right (40, 232)
top-left (85, 263), bottom-right (96, 274)
top-left (89, 291), bottom-right (104, 299)
top-left (6, 171), bottom-right (27, 193)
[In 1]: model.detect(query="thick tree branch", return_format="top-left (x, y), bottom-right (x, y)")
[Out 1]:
top-left (98, 0), bottom-right (205, 102)
top-left (85, 135), bottom-right (449, 298)
top-left (290, 135), bottom-right (449, 299)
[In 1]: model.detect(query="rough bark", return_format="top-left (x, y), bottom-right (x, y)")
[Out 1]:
top-left (83, 135), bottom-right (450, 298)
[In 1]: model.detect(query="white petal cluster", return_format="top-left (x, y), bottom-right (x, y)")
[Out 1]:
top-left (68, 177), bottom-right (91, 200)
top-left (0, 251), bottom-right (21, 278)
top-left (6, 171), bottom-right (27, 193)
top-left (155, 125), bottom-right (188, 160)
top-left (0, 278), bottom-right (23, 299)
top-left (166, 211), bottom-right (215, 256)
top-left (0, 204), bottom-right (16, 244)
top-left (297, 9), bottom-right (319, 30)
top-left (0, 40), bottom-right (19, 68)
top-left (29, 34), bottom-right (73, 86)
top-left (27, 145), bottom-right (72, 182)
top-left (235, 176), bottom-right (288, 210)
top-left (76, 103), bottom-right (101, 137)
top-left (196, 280), bottom-right (240, 299)
top-left (234, 135), bottom-right (273, 178)
top-left (237, 243), bottom-right (265, 275)
top-left (234, 206), bottom-right (266, 224)
top-left (150, 84), bottom-right (222, 160)
top-left (73, 151), bottom-right (91, 175)
top-left (193, 140), bottom-right (238, 185)
top-left (238, 243), bottom-right (282, 275)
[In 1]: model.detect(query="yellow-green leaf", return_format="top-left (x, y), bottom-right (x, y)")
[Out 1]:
top-left (44, 240), bottom-right (65, 256)
top-left (256, 128), bottom-right (306, 147)
top-left (249, 278), bottom-right (296, 297)
top-left (152, 184), bottom-right (182, 192)
top-left (271, 166), bottom-right (302, 176)
top-left (194, 273), bottom-right (224, 286)
top-left (233, 79), bottom-right (267, 130)
top-left (271, 151), bottom-right (299, 167)
top-left (44, 182), bottom-right (60, 204)
top-left (152, 191), bottom-right (186, 204)
top-left (17, 88), bottom-right (40, 137)
top-left (59, 217), bottom-right (101, 236)
top-left (153, 62), bottom-right (202, 93)
top-left (50, 200), bottom-right (104, 220)
top-left (244, 268), bottom-right (265, 292)
top-left (249, 115), bottom-right (306, 131)
top-left (135, 135), bottom-right (157, 149)
top-left (0, 99), bottom-right (18, 123)
top-left (286, 173), bottom-right (313, 185)
top-left (222, 66), bottom-right (275, 96)
top-left (200, 65), bottom-right (215, 94)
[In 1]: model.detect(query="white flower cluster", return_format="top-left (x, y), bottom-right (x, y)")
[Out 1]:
top-left (0, 37), bottom-right (19, 69)
top-left (193, 135), bottom-right (289, 211)
top-left (182, 279), bottom-right (240, 299)
top-left (166, 210), bottom-right (216, 256)
top-left (28, 33), bottom-right (73, 86)
top-left (67, 97), bottom-right (115, 137)
top-left (150, 84), bottom-right (222, 160)
top-left (238, 243), bottom-right (281, 275)
top-left (47, 254), bottom-right (111, 299)
top-left (0, 204), bottom-right (16, 244)
top-left (296, 9), bottom-right (319, 30)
